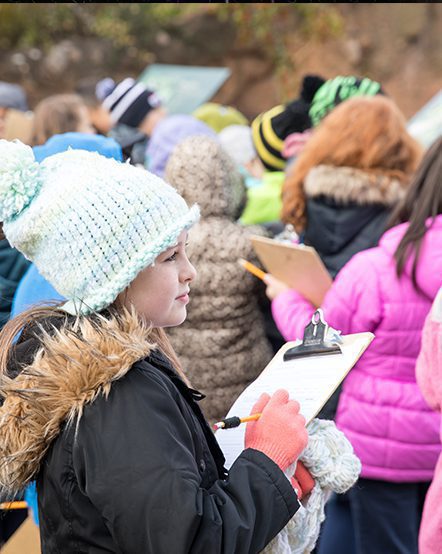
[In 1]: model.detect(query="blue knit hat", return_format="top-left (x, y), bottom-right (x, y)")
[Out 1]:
top-left (0, 139), bottom-right (199, 315)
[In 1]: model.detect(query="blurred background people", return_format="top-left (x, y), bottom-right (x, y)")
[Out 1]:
top-left (0, 81), bottom-right (31, 142)
top-left (192, 101), bottom-right (248, 132)
top-left (244, 74), bottom-right (325, 229)
top-left (282, 95), bottom-right (423, 279)
top-left (146, 114), bottom-right (216, 177)
top-left (75, 76), bottom-right (113, 135)
top-left (31, 93), bottom-right (94, 146)
top-left (102, 77), bottom-right (166, 166)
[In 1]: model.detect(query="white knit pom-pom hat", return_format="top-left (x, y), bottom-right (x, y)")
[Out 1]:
top-left (0, 139), bottom-right (199, 315)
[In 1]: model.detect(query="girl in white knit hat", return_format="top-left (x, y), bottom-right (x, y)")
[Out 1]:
top-left (0, 138), bottom-right (317, 553)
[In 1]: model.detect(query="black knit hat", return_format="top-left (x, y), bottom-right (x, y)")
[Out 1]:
top-left (102, 78), bottom-right (162, 129)
top-left (251, 75), bottom-right (325, 171)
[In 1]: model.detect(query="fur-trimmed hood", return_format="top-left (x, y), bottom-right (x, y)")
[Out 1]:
top-left (304, 164), bottom-right (408, 207)
top-left (0, 310), bottom-right (154, 495)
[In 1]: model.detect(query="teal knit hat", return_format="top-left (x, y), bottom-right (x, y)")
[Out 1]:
top-left (0, 139), bottom-right (199, 315)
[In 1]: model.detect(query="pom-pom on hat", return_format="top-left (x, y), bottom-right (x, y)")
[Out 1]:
top-left (101, 77), bottom-right (162, 129)
top-left (309, 75), bottom-right (384, 127)
top-left (251, 75), bottom-right (325, 171)
top-left (0, 139), bottom-right (199, 315)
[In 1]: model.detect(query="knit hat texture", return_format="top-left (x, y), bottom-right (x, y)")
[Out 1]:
top-left (146, 114), bottom-right (216, 178)
top-left (102, 78), bottom-right (162, 128)
top-left (0, 139), bottom-right (199, 315)
top-left (251, 75), bottom-right (325, 171)
top-left (192, 102), bottom-right (248, 133)
top-left (309, 75), bottom-right (384, 127)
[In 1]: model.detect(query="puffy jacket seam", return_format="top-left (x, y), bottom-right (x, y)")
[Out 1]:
top-left (341, 428), bottom-right (440, 445)
top-left (341, 394), bottom-right (434, 412)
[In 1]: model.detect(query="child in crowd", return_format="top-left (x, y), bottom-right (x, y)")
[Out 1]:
top-left (0, 139), bottom-right (308, 553)
top-left (282, 95), bottom-right (423, 278)
top-left (265, 137), bottom-right (442, 554)
top-left (165, 135), bottom-right (273, 421)
top-left (246, 75), bottom-right (324, 228)
top-left (31, 94), bottom-right (94, 146)
top-left (103, 77), bottom-right (166, 165)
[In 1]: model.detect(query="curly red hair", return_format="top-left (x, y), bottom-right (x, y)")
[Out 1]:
top-left (282, 95), bottom-right (423, 231)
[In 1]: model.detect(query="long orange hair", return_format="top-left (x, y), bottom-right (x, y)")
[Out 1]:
top-left (282, 95), bottom-right (423, 231)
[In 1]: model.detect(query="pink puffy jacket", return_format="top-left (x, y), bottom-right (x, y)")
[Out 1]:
top-left (271, 215), bottom-right (442, 482)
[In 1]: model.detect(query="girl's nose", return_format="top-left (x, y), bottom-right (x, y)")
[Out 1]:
top-left (182, 257), bottom-right (197, 283)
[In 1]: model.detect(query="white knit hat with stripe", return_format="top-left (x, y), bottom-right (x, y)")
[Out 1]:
top-left (0, 139), bottom-right (199, 315)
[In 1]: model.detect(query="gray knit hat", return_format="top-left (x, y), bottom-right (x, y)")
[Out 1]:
top-left (0, 139), bottom-right (199, 315)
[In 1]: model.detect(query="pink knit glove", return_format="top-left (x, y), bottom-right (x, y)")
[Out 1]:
top-left (245, 389), bottom-right (308, 472)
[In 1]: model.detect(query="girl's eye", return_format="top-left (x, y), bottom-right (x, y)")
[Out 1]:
top-left (165, 251), bottom-right (178, 262)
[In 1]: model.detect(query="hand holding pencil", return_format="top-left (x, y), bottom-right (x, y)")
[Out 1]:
top-left (244, 389), bottom-right (308, 472)
top-left (238, 258), bottom-right (290, 300)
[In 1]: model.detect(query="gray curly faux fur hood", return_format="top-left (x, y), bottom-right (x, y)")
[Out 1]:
top-left (304, 165), bottom-right (408, 206)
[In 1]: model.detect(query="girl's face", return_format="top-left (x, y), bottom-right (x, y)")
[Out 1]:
top-left (119, 230), bottom-right (196, 328)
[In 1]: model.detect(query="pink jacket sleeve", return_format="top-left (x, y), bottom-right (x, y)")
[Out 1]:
top-left (271, 251), bottom-right (383, 341)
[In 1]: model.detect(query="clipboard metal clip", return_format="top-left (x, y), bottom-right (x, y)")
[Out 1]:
top-left (283, 309), bottom-right (342, 361)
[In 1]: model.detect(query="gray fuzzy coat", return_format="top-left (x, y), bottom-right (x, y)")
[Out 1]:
top-left (165, 136), bottom-right (273, 421)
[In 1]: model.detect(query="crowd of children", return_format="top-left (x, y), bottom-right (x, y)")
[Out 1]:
top-left (0, 72), bottom-right (440, 554)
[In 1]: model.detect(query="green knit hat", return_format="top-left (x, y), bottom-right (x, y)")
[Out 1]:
top-left (0, 139), bottom-right (199, 315)
top-left (309, 75), bottom-right (384, 127)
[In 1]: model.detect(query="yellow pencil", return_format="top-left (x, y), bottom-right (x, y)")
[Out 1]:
top-left (238, 258), bottom-right (267, 281)
top-left (213, 413), bottom-right (262, 430)
top-left (0, 501), bottom-right (28, 510)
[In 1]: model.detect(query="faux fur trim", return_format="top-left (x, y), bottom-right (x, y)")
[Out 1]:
top-left (304, 165), bottom-right (408, 207)
top-left (0, 309), bottom-right (154, 495)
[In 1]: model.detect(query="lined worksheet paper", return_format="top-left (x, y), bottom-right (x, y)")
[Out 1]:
top-left (216, 333), bottom-right (373, 469)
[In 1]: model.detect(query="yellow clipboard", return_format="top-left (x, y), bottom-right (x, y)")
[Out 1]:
top-left (251, 235), bottom-right (332, 307)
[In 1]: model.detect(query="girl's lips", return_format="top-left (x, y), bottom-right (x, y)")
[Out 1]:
top-left (176, 293), bottom-right (189, 304)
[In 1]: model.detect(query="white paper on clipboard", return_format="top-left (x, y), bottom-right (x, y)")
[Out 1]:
top-left (216, 332), bottom-right (374, 469)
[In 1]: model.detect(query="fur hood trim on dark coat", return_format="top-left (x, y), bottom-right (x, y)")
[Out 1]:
top-left (304, 165), bottom-right (408, 207)
top-left (0, 309), bottom-right (154, 495)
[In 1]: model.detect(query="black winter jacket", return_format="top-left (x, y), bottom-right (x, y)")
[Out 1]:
top-left (0, 311), bottom-right (299, 553)
top-left (302, 164), bottom-right (408, 278)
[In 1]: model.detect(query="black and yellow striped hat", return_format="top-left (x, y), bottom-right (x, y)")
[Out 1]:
top-left (251, 75), bottom-right (325, 171)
